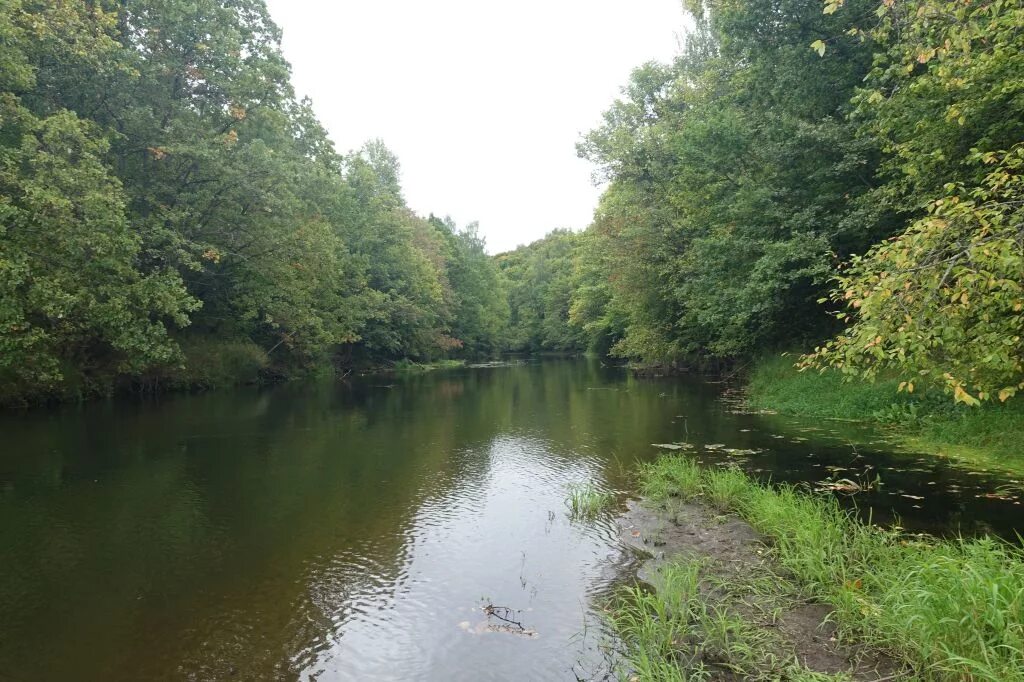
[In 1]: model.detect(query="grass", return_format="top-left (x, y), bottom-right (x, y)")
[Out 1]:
top-left (608, 557), bottom-right (855, 681)
top-left (391, 358), bottom-right (466, 372)
top-left (565, 482), bottom-right (615, 520)
top-left (747, 354), bottom-right (1024, 473)
top-left (635, 455), bottom-right (1024, 681)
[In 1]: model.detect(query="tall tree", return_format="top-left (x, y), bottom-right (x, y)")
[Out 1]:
top-left (577, 0), bottom-right (888, 363)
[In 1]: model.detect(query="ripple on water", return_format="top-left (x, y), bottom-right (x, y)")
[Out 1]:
top-left (295, 435), bottom-right (627, 681)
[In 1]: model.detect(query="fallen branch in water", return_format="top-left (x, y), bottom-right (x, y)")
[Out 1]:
top-left (482, 604), bottom-right (524, 630)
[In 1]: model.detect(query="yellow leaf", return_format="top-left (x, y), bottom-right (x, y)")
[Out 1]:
top-left (810, 39), bottom-right (827, 56)
top-left (953, 385), bottom-right (979, 406)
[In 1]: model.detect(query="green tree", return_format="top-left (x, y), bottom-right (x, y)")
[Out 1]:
top-left (496, 230), bottom-right (585, 353)
top-left (806, 0), bottom-right (1024, 403)
top-left (432, 216), bottom-right (509, 356)
top-left (577, 0), bottom-right (888, 365)
top-left (0, 2), bottom-right (196, 401)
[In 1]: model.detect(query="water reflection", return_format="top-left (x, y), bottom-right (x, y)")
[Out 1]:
top-left (0, 360), bottom-right (1021, 680)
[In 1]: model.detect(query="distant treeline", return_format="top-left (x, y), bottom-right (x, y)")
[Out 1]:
top-left (1, 0), bottom-right (508, 404)
top-left (517, 0), bottom-right (1023, 405)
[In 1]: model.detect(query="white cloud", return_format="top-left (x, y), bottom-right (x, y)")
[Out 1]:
top-left (265, 0), bottom-right (685, 253)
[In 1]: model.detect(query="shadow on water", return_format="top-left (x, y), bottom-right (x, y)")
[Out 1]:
top-left (0, 359), bottom-right (1020, 680)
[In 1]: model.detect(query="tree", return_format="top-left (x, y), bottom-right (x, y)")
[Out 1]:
top-left (577, 0), bottom-right (887, 364)
top-left (496, 230), bottom-right (585, 353)
top-left (806, 0), bottom-right (1024, 403)
top-left (432, 217), bottom-right (508, 356)
top-left (0, 2), bottom-right (196, 401)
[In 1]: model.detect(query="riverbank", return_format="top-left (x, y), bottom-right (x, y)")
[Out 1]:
top-left (0, 339), bottom-right (474, 408)
top-left (746, 355), bottom-right (1024, 474)
top-left (610, 456), bottom-right (1024, 681)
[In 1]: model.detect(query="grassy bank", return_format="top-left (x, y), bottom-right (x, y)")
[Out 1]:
top-left (747, 355), bottom-right (1024, 472)
top-left (618, 456), bottom-right (1024, 681)
top-left (611, 558), bottom-right (850, 681)
top-left (390, 358), bottom-right (466, 372)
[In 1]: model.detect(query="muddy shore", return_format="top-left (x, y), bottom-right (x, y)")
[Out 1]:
top-left (616, 498), bottom-right (905, 680)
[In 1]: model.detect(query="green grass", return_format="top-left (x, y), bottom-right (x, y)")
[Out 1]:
top-left (565, 482), bottom-right (614, 520)
top-left (637, 455), bottom-right (1024, 681)
top-left (747, 354), bottom-right (1024, 473)
top-left (608, 557), bottom-right (856, 681)
top-left (391, 358), bottom-right (466, 372)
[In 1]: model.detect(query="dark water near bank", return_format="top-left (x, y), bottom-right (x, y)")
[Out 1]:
top-left (1, 360), bottom-right (1021, 681)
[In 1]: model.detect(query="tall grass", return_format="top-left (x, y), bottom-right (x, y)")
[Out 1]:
top-left (609, 557), bottom-right (855, 681)
top-left (638, 456), bottom-right (1024, 681)
top-left (747, 354), bottom-right (1024, 471)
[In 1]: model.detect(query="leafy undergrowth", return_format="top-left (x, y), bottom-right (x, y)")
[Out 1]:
top-left (747, 355), bottom-right (1024, 472)
top-left (630, 456), bottom-right (1024, 681)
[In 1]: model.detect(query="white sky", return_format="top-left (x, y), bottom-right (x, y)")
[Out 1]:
top-left (265, 0), bottom-right (686, 253)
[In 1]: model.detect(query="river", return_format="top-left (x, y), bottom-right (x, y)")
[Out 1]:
top-left (1, 360), bottom-right (1021, 681)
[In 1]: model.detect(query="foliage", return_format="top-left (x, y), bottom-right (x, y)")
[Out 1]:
top-left (575, 0), bottom-right (1023, 410)
top-left (0, 0), bottom-right (507, 404)
top-left (804, 0), bottom-right (1024, 403)
top-left (432, 216), bottom-right (509, 357)
top-left (576, 0), bottom-right (889, 364)
top-left (0, 3), bottom-right (197, 402)
top-left (495, 230), bottom-right (586, 353)
top-left (852, 0), bottom-right (1024, 209)
top-left (806, 148), bottom-right (1024, 403)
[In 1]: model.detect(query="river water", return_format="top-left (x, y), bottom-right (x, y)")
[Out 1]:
top-left (1, 360), bottom-right (1021, 681)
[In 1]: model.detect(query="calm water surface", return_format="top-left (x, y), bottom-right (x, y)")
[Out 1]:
top-left (1, 360), bottom-right (1021, 681)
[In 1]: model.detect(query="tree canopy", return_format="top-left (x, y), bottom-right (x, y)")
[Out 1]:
top-left (3, 0), bottom-right (1021, 406)
top-left (566, 0), bottom-right (1023, 402)
top-left (0, 0), bottom-right (507, 403)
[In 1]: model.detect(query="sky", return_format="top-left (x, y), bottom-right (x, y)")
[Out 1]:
top-left (264, 0), bottom-right (686, 253)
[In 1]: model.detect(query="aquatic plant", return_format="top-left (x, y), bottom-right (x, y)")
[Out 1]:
top-left (565, 483), bottom-right (614, 521)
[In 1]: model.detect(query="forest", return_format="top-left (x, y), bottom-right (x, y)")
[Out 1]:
top-left (1, 0), bottom-right (1022, 409)
top-left (0, 0), bottom-right (509, 404)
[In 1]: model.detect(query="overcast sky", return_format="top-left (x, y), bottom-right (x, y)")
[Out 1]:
top-left (264, 0), bottom-right (686, 253)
